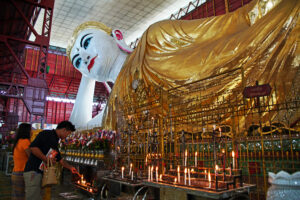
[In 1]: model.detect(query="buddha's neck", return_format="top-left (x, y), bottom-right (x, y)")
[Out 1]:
top-left (108, 51), bottom-right (128, 82)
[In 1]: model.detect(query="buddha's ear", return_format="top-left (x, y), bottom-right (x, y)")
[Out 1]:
top-left (112, 29), bottom-right (123, 40)
top-left (112, 29), bottom-right (133, 53)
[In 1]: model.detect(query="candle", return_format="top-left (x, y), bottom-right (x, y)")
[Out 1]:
top-left (177, 166), bottom-right (180, 183)
top-left (131, 171), bottom-right (134, 180)
top-left (208, 171), bottom-right (211, 188)
top-left (213, 125), bottom-right (216, 130)
top-left (215, 165), bottom-right (219, 176)
top-left (148, 166), bottom-right (150, 181)
top-left (219, 127), bottom-right (222, 137)
top-left (195, 152), bottom-right (197, 167)
top-left (185, 149), bottom-right (187, 166)
top-left (205, 169), bottom-right (207, 179)
top-left (160, 174), bottom-right (162, 181)
top-left (151, 166), bottom-right (154, 181)
top-left (156, 166), bottom-right (158, 182)
top-left (184, 168), bottom-right (187, 185)
top-left (174, 177), bottom-right (177, 184)
top-left (121, 166), bottom-right (124, 179)
top-left (129, 163), bottom-right (132, 175)
top-left (232, 151), bottom-right (235, 169)
top-left (222, 149), bottom-right (226, 170)
top-left (188, 168), bottom-right (191, 186)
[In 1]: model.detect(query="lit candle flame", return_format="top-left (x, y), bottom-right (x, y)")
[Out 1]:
top-left (177, 166), bottom-right (180, 183)
top-left (121, 166), bottom-right (124, 179)
top-left (232, 151), bottom-right (235, 169)
top-left (208, 171), bottom-right (211, 188)
top-left (184, 168), bottom-right (187, 185)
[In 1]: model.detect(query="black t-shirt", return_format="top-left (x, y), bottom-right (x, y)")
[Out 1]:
top-left (24, 129), bottom-right (62, 173)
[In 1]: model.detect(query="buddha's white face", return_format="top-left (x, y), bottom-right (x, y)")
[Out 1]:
top-left (70, 28), bottom-right (120, 82)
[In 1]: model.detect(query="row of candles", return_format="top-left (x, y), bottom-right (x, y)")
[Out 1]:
top-left (121, 163), bottom-right (135, 181)
top-left (145, 150), bottom-right (236, 168)
top-left (185, 150), bottom-right (236, 168)
top-left (119, 164), bottom-right (235, 189)
top-left (146, 164), bottom-right (236, 188)
top-left (144, 149), bottom-right (237, 169)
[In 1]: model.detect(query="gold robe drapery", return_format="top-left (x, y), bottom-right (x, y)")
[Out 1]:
top-left (103, 0), bottom-right (300, 130)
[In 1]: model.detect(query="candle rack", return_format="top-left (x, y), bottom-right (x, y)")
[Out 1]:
top-left (103, 67), bottom-right (300, 199)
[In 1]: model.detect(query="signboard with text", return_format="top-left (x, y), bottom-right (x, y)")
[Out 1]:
top-left (243, 84), bottom-right (272, 98)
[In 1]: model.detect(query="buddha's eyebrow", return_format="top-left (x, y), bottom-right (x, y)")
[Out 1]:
top-left (72, 54), bottom-right (79, 65)
top-left (80, 33), bottom-right (92, 47)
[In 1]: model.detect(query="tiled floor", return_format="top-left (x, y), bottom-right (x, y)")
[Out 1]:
top-left (0, 171), bottom-right (138, 200)
top-left (0, 171), bottom-right (91, 200)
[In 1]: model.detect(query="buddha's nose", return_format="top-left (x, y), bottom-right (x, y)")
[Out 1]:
top-left (80, 50), bottom-right (91, 64)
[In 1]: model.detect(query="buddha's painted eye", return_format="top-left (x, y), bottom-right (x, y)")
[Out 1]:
top-left (75, 57), bottom-right (82, 68)
top-left (83, 37), bottom-right (92, 49)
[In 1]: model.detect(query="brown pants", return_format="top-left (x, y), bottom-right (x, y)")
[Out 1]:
top-left (23, 171), bottom-right (42, 200)
top-left (11, 171), bottom-right (25, 200)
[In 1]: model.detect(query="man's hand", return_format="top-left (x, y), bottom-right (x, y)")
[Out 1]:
top-left (70, 167), bottom-right (79, 175)
top-left (60, 159), bottom-right (78, 175)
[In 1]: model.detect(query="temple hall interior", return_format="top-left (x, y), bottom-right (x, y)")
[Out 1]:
top-left (0, 0), bottom-right (299, 199)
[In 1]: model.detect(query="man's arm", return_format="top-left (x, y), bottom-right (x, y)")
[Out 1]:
top-left (30, 147), bottom-right (47, 163)
top-left (59, 159), bottom-right (77, 174)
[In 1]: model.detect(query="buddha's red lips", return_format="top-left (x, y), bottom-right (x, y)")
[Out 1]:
top-left (88, 55), bottom-right (97, 72)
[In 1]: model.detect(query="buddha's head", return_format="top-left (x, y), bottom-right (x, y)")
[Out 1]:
top-left (67, 21), bottom-right (132, 82)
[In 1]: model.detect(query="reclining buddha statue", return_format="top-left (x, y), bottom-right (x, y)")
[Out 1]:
top-left (67, 0), bottom-right (300, 130)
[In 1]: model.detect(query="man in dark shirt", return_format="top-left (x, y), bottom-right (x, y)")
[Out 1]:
top-left (24, 121), bottom-right (78, 200)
